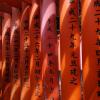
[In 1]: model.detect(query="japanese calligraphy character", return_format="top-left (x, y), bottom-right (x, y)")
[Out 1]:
top-left (95, 18), bottom-right (100, 25)
top-left (96, 50), bottom-right (100, 56)
top-left (97, 58), bottom-right (100, 65)
top-left (24, 20), bottom-right (29, 30)
top-left (69, 77), bottom-right (77, 85)
top-left (70, 41), bottom-right (75, 48)
top-left (96, 38), bottom-right (100, 46)
top-left (97, 80), bottom-right (100, 87)
top-left (69, 8), bottom-right (76, 16)
top-left (94, 0), bottom-right (100, 7)
top-left (70, 68), bottom-right (77, 76)
top-left (70, 59), bottom-right (77, 66)
top-left (96, 28), bottom-right (100, 35)
top-left (97, 91), bottom-right (100, 96)
top-left (97, 70), bottom-right (100, 78)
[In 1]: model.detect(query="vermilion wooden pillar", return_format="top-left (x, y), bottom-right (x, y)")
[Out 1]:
top-left (29, 0), bottom-right (43, 99)
top-left (0, 1), bottom-right (32, 100)
top-left (41, 0), bottom-right (59, 99)
top-left (2, 13), bottom-right (11, 100)
top-left (20, 3), bottom-right (31, 100)
top-left (10, 7), bottom-right (21, 100)
top-left (60, 0), bottom-right (81, 99)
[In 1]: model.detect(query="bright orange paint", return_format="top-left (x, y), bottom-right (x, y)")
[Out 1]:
top-left (60, 0), bottom-right (81, 100)
top-left (82, 0), bottom-right (100, 99)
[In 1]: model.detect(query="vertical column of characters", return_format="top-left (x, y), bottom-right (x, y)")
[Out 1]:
top-left (10, 7), bottom-right (21, 100)
top-left (2, 13), bottom-right (11, 100)
top-left (60, 0), bottom-right (81, 100)
top-left (94, 0), bottom-right (100, 99)
top-left (20, 5), bottom-right (31, 100)
top-left (0, 14), bottom-right (2, 100)
top-left (29, 0), bottom-right (43, 99)
top-left (41, 0), bottom-right (59, 99)
top-left (82, 0), bottom-right (100, 99)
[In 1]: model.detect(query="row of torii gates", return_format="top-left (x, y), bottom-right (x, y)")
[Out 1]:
top-left (1, 0), bottom-right (60, 100)
top-left (0, 0), bottom-right (100, 100)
